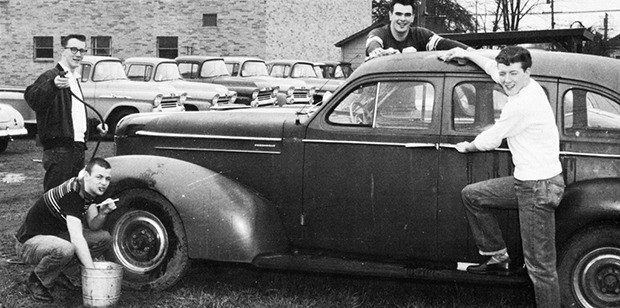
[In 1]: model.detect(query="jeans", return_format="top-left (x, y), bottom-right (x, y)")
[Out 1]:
top-left (17, 229), bottom-right (112, 288)
top-left (461, 174), bottom-right (565, 308)
top-left (42, 143), bottom-right (85, 192)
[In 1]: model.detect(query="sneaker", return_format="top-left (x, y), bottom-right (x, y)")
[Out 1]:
top-left (467, 257), bottom-right (512, 276)
top-left (55, 273), bottom-right (81, 291)
top-left (27, 272), bottom-right (53, 302)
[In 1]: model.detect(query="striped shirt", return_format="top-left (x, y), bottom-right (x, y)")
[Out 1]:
top-left (16, 177), bottom-right (94, 243)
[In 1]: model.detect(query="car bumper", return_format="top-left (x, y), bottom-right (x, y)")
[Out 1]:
top-left (0, 127), bottom-right (28, 137)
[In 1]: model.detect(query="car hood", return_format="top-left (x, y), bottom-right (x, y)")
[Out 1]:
top-left (246, 76), bottom-right (307, 90)
top-left (166, 80), bottom-right (228, 99)
top-left (83, 80), bottom-right (181, 100)
top-left (299, 78), bottom-right (343, 92)
top-left (117, 108), bottom-right (304, 139)
top-left (0, 103), bottom-right (25, 126)
top-left (210, 76), bottom-right (272, 90)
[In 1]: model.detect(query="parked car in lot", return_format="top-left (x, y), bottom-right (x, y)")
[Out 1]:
top-left (123, 57), bottom-right (238, 111)
top-left (314, 61), bottom-right (353, 79)
top-left (0, 86), bottom-right (35, 135)
top-left (78, 56), bottom-right (185, 135)
top-left (267, 59), bottom-right (344, 99)
top-left (0, 103), bottom-right (28, 153)
top-left (105, 50), bottom-right (620, 308)
top-left (176, 56), bottom-right (278, 107)
top-left (224, 56), bottom-right (314, 105)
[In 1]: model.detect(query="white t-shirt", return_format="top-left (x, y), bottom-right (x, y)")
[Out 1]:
top-left (472, 77), bottom-right (562, 181)
top-left (60, 63), bottom-right (87, 143)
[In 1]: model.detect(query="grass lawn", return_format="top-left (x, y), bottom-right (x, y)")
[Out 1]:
top-left (0, 138), bottom-right (534, 307)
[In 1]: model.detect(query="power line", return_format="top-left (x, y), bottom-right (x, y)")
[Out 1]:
top-left (473, 9), bottom-right (620, 16)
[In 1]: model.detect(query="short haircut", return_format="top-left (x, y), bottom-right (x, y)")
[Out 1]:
top-left (85, 157), bottom-right (111, 173)
top-left (495, 46), bottom-right (532, 70)
top-left (390, 0), bottom-right (415, 12)
top-left (61, 34), bottom-right (86, 47)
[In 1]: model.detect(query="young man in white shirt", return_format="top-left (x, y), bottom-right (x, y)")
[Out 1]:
top-left (440, 46), bottom-right (565, 308)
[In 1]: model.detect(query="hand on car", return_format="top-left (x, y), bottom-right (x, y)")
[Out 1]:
top-left (97, 198), bottom-right (118, 214)
top-left (455, 141), bottom-right (471, 153)
top-left (367, 47), bottom-right (400, 60)
top-left (96, 123), bottom-right (108, 135)
top-left (438, 47), bottom-right (469, 64)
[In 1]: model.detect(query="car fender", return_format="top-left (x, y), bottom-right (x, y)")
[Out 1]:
top-left (105, 155), bottom-right (289, 262)
top-left (102, 102), bottom-right (153, 121)
top-left (556, 178), bottom-right (620, 246)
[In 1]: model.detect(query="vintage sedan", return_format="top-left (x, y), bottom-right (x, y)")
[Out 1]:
top-left (224, 56), bottom-right (314, 105)
top-left (176, 56), bottom-right (278, 107)
top-left (123, 57), bottom-right (238, 111)
top-left (106, 50), bottom-right (620, 308)
top-left (0, 103), bottom-right (28, 153)
top-left (78, 56), bottom-right (184, 135)
top-left (266, 59), bottom-right (344, 98)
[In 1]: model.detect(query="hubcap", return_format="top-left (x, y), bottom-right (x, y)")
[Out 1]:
top-left (112, 210), bottom-right (168, 274)
top-left (573, 247), bottom-right (620, 308)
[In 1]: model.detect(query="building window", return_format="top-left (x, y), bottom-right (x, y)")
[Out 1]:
top-left (157, 36), bottom-right (178, 59)
top-left (91, 36), bottom-right (111, 56)
top-left (34, 36), bottom-right (53, 60)
top-left (203, 14), bottom-right (217, 27)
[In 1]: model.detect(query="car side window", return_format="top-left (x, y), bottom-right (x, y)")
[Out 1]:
top-left (328, 81), bottom-right (435, 129)
top-left (452, 82), bottom-right (507, 131)
top-left (126, 64), bottom-right (152, 81)
top-left (79, 64), bottom-right (91, 82)
top-left (270, 65), bottom-right (287, 78)
top-left (563, 89), bottom-right (620, 137)
top-left (178, 63), bottom-right (198, 79)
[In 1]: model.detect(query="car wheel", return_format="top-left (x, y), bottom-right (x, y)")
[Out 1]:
top-left (104, 188), bottom-right (189, 291)
top-left (0, 137), bottom-right (8, 153)
top-left (107, 108), bottom-right (136, 137)
top-left (558, 225), bottom-right (620, 308)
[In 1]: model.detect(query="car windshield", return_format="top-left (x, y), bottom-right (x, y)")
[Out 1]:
top-left (241, 61), bottom-right (269, 77)
top-left (291, 63), bottom-right (318, 78)
top-left (92, 61), bottom-right (128, 81)
top-left (200, 60), bottom-right (230, 78)
top-left (154, 62), bottom-right (182, 81)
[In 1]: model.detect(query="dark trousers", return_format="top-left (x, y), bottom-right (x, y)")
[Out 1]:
top-left (42, 143), bottom-right (85, 191)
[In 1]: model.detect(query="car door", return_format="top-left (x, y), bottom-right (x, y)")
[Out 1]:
top-left (437, 76), bottom-right (559, 263)
top-left (302, 75), bottom-right (442, 260)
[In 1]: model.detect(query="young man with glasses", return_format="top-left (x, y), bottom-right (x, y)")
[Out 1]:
top-left (25, 34), bottom-right (106, 191)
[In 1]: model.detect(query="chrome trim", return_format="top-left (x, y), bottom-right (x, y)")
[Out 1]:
top-left (135, 130), bottom-right (281, 142)
top-left (560, 151), bottom-right (620, 159)
top-left (303, 138), bottom-right (408, 147)
top-left (154, 146), bottom-right (280, 155)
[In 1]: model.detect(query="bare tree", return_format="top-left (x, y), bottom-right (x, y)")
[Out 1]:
top-left (491, 0), bottom-right (546, 31)
top-left (372, 0), bottom-right (475, 33)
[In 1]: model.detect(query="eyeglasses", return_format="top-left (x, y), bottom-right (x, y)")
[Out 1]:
top-left (65, 47), bottom-right (88, 54)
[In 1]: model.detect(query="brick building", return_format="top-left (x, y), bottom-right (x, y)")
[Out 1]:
top-left (0, 0), bottom-right (370, 86)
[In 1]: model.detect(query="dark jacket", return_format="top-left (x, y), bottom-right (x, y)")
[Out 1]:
top-left (24, 64), bottom-right (88, 150)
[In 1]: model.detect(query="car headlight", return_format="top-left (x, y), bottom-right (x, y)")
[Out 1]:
top-left (252, 90), bottom-right (259, 100)
top-left (211, 94), bottom-right (220, 106)
top-left (287, 87), bottom-right (294, 97)
top-left (179, 92), bottom-right (187, 106)
top-left (229, 91), bottom-right (237, 104)
top-left (153, 94), bottom-right (163, 107)
top-left (271, 87), bottom-right (279, 98)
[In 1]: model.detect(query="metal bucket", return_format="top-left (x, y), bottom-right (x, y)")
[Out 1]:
top-left (82, 261), bottom-right (123, 308)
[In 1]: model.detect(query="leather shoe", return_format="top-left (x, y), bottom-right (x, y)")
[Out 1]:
top-left (55, 274), bottom-right (81, 291)
top-left (27, 272), bottom-right (53, 302)
top-left (467, 258), bottom-right (512, 276)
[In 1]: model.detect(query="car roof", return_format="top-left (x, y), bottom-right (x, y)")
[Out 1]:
top-left (124, 57), bottom-right (176, 64)
top-left (351, 50), bottom-right (620, 93)
top-left (223, 56), bottom-right (265, 63)
top-left (266, 59), bottom-right (315, 66)
top-left (82, 55), bottom-right (121, 63)
top-left (175, 55), bottom-right (224, 62)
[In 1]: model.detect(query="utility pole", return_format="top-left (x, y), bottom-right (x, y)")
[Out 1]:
top-left (416, 0), bottom-right (427, 27)
top-left (547, 0), bottom-right (555, 29)
top-left (604, 13), bottom-right (609, 40)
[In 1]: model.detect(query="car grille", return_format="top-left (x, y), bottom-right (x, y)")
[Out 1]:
top-left (217, 95), bottom-right (231, 104)
top-left (160, 97), bottom-right (180, 109)
top-left (294, 89), bottom-right (309, 99)
top-left (257, 90), bottom-right (273, 102)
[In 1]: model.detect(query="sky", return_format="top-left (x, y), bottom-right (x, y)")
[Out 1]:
top-left (454, 0), bottom-right (620, 38)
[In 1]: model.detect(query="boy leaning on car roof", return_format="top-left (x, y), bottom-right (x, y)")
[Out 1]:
top-left (365, 0), bottom-right (472, 61)
top-left (439, 46), bottom-right (565, 308)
